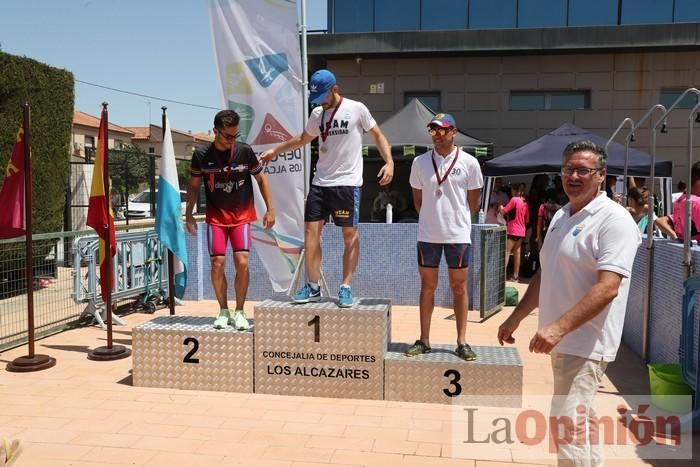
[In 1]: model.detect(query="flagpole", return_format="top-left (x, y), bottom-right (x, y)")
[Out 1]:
top-left (7, 103), bottom-right (56, 372)
top-left (300, 0), bottom-right (310, 198)
top-left (88, 102), bottom-right (130, 361)
top-left (162, 107), bottom-right (176, 316)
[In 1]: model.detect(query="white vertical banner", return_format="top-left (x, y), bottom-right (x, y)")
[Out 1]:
top-left (209, 0), bottom-right (305, 291)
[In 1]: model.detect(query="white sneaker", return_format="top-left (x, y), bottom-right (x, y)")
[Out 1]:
top-left (232, 309), bottom-right (250, 331)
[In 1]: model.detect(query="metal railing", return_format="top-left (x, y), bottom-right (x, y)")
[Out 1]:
top-left (0, 231), bottom-right (87, 351)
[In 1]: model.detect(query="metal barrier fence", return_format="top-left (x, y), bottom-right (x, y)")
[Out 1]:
top-left (0, 231), bottom-right (87, 351)
top-left (479, 225), bottom-right (507, 319)
top-left (72, 230), bottom-right (169, 328)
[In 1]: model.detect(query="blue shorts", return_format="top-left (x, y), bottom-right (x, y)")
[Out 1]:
top-left (417, 242), bottom-right (471, 269)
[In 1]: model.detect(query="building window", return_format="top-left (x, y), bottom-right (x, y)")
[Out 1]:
top-left (518, 0), bottom-right (567, 28)
top-left (510, 91), bottom-right (590, 110)
top-left (149, 147), bottom-right (155, 154)
top-left (469, 0), bottom-right (517, 29)
top-left (568, 0), bottom-right (618, 26)
top-left (332, 0), bottom-right (373, 33)
top-left (675, 0), bottom-right (700, 22)
top-left (405, 92), bottom-right (441, 112)
top-left (660, 89), bottom-right (699, 110)
top-left (374, 0), bottom-right (420, 32)
top-left (421, 0), bottom-right (467, 30)
top-left (621, 0), bottom-right (673, 25)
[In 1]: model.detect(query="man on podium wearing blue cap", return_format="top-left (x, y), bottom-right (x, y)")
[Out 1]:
top-left (261, 69), bottom-right (394, 308)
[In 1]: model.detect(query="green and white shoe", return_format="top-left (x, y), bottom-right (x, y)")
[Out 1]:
top-left (232, 309), bottom-right (250, 331)
top-left (214, 309), bottom-right (231, 329)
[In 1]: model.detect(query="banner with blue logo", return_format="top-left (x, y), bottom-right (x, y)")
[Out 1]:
top-left (209, 0), bottom-right (304, 291)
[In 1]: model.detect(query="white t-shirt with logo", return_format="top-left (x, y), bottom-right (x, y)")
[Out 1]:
top-left (305, 98), bottom-right (376, 187)
top-left (538, 193), bottom-right (641, 362)
top-left (409, 148), bottom-right (484, 244)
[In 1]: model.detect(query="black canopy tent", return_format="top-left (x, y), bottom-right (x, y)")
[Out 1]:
top-left (482, 123), bottom-right (673, 213)
top-left (361, 99), bottom-right (493, 159)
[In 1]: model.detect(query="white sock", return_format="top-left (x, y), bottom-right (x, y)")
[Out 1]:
top-left (308, 282), bottom-right (320, 291)
top-left (340, 284), bottom-right (351, 290)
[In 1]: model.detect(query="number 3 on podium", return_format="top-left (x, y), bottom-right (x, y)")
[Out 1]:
top-left (443, 369), bottom-right (462, 397)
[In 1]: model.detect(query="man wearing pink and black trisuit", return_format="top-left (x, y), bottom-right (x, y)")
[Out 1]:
top-left (186, 110), bottom-right (275, 330)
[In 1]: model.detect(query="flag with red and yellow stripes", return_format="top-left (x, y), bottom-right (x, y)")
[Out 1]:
top-left (86, 108), bottom-right (116, 301)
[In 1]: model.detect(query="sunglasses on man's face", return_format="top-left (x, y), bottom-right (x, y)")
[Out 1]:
top-left (217, 129), bottom-right (240, 141)
top-left (428, 127), bottom-right (453, 137)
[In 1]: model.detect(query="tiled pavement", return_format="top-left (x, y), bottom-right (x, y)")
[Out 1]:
top-left (0, 280), bottom-right (697, 466)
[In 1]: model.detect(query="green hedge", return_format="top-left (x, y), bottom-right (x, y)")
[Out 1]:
top-left (0, 51), bottom-right (74, 234)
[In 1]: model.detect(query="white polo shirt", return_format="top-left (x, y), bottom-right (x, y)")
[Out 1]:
top-left (538, 192), bottom-right (641, 361)
top-left (409, 147), bottom-right (483, 244)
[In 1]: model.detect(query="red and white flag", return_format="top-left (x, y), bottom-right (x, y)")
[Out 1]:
top-left (0, 125), bottom-right (26, 240)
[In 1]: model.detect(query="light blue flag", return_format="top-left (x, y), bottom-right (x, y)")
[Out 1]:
top-left (156, 115), bottom-right (188, 298)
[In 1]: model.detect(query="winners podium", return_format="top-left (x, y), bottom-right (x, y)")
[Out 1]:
top-left (132, 297), bottom-right (522, 406)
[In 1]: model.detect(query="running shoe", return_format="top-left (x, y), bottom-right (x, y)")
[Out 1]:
top-left (455, 343), bottom-right (477, 361)
top-left (213, 309), bottom-right (231, 329)
top-left (405, 340), bottom-right (431, 357)
top-left (232, 309), bottom-right (250, 331)
top-left (338, 286), bottom-right (353, 308)
top-left (293, 283), bottom-right (321, 303)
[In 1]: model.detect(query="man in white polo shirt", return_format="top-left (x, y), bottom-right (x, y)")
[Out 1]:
top-left (405, 113), bottom-right (483, 361)
top-left (497, 140), bottom-right (641, 466)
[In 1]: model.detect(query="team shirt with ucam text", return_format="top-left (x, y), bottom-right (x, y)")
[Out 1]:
top-left (190, 142), bottom-right (262, 227)
top-left (305, 98), bottom-right (376, 187)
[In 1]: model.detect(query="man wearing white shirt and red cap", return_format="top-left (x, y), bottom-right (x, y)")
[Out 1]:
top-left (260, 69), bottom-right (393, 307)
top-left (406, 113), bottom-right (484, 361)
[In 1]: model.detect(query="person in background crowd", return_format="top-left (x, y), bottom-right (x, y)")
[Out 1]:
top-left (527, 174), bottom-right (550, 250)
top-left (536, 188), bottom-right (568, 251)
top-left (405, 113), bottom-right (483, 361)
top-left (371, 182), bottom-right (407, 222)
top-left (672, 180), bottom-right (687, 207)
top-left (501, 182), bottom-right (529, 281)
top-left (498, 140), bottom-right (641, 466)
top-left (605, 174), bottom-right (618, 199)
top-left (627, 187), bottom-right (676, 239)
top-left (260, 69), bottom-right (394, 307)
top-left (485, 177), bottom-right (509, 224)
top-left (672, 162), bottom-right (700, 243)
top-left (186, 110), bottom-right (275, 330)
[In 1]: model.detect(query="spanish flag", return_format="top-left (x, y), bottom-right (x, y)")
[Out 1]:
top-left (86, 107), bottom-right (116, 301)
top-left (0, 125), bottom-right (26, 240)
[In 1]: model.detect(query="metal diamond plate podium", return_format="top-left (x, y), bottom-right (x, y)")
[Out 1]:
top-left (384, 343), bottom-right (522, 406)
top-left (253, 297), bottom-right (391, 400)
top-left (132, 316), bottom-right (253, 393)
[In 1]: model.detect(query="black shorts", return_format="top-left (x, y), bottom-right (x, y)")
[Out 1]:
top-left (305, 185), bottom-right (360, 227)
top-left (507, 235), bottom-right (525, 241)
top-left (417, 242), bottom-right (471, 269)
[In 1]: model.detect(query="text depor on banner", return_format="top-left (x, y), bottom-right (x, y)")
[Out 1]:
top-left (209, 0), bottom-right (304, 291)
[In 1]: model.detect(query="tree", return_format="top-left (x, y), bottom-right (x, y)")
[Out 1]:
top-left (109, 143), bottom-right (151, 207)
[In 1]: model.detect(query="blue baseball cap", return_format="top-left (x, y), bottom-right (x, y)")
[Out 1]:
top-left (309, 69), bottom-right (336, 104)
top-left (428, 113), bottom-right (456, 128)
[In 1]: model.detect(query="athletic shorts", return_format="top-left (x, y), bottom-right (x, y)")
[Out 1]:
top-left (507, 234), bottom-right (525, 241)
top-left (417, 242), bottom-right (471, 269)
top-left (207, 223), bottom-right (251, 256)
top-left (304, 185), bottom-right (360, 227)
